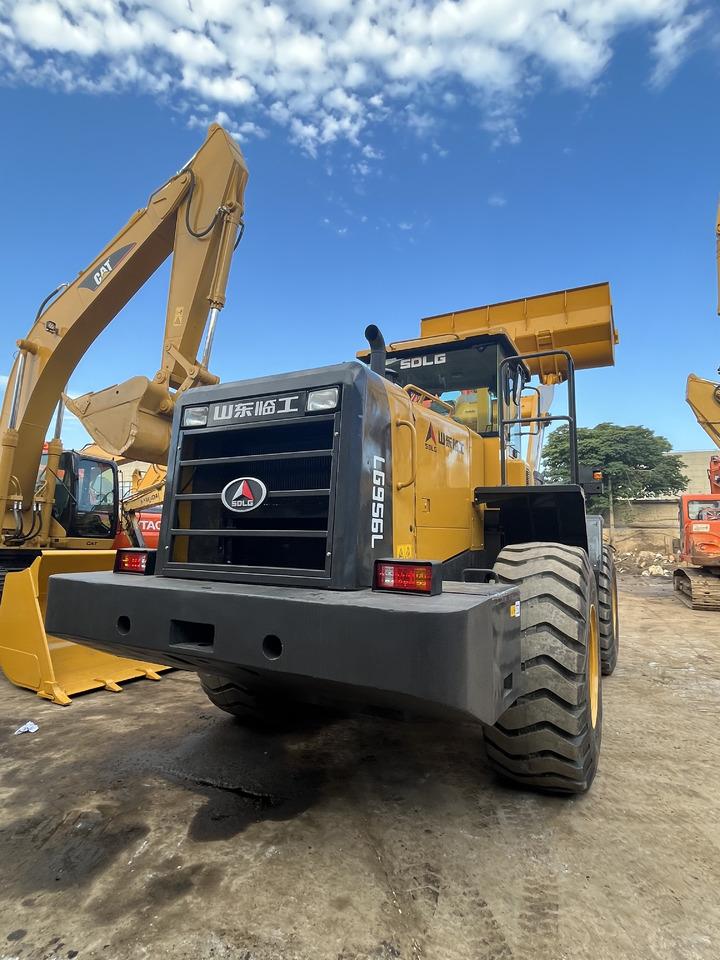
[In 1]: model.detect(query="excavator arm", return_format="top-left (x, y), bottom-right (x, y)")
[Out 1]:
top-left (684, 204), bottom-right (720, 454)
top-left (0, 123), bottom-right (248, 543)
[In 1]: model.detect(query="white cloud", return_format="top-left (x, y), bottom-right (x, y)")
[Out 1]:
top-left (482, 107), bottom-right (521, 148)
top-left (650, 10), bottom-right (707, 87)
top-left (188, 109), bottom-right (267, 142)
top-left (488, 194), bottom-right (507, 207)
top-left (0, 0), bottom-right (710, 156)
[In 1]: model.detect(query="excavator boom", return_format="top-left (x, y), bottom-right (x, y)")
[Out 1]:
top-left (684, 204), bottom-right (720, 452)
top-left (0, 123), bottom-right (247, 529)
top-left (686, 374), bottom-right (720, 449)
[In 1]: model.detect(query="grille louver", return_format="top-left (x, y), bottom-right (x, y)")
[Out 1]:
top-left (168, 412), bottom-right (338, 577)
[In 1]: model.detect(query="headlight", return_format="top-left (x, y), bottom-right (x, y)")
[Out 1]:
top-left (182, 405), bottom-right (208, 427)
top-left (307, 386), bottom-right (339, 412)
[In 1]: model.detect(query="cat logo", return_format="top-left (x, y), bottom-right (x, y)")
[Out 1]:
top-left (79, 243), bottom-right (136, 292)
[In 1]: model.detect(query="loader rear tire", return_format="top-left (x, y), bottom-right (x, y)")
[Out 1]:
top-left (199, 673), bottom-right (296, 727)
top-left (483, 542), bottom-right (602, 794)
top-left (597, 544), bottom-right (619, 675)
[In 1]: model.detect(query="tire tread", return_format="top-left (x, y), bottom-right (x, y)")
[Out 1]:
top-left (483, 542), bottom-right (602, 794)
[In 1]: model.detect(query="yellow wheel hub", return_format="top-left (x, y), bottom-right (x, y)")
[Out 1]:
top-left (611, 577), bottom-right (619, 641)
top-left (588, 603), bottom-right (600, 728)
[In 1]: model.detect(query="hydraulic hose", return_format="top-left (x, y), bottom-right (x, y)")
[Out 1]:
top-left (34, 283), bottom-right (69, 323)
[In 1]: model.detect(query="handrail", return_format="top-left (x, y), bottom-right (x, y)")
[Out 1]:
top-left (498, 349), bottom-right (578, 485)
top-left (395, 419), bottom-right (417, 490)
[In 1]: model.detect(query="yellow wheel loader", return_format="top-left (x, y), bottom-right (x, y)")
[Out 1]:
top-left (47, 281), bottom-right (621, 793)
top-left (0, 123), bottom-right (248, 704)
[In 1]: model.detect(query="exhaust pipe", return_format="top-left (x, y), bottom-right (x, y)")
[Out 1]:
top-left (365, 324), bottom-right (387, 378)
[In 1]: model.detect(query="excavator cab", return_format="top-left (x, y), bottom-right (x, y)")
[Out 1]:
top-left (49, 452), bottom-right (119, 541)
top-left (0, 449), bottom-right (156, 705)
top-left (678, 494), bottom-right (720, 565)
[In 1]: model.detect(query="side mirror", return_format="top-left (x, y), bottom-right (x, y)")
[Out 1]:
top-left (503, 360), bottom-right (525, 408)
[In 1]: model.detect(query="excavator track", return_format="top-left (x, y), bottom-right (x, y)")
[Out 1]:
top-left (673, 566), bottom-right (720, 610)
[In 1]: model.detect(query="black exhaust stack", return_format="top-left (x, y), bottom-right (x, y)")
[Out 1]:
top-left (365, 324), bottom-right (387, 378)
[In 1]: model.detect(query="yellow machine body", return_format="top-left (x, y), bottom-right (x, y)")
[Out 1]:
top-left (417, 282), bottom-right (617, 383)
top-left (384, 386), bottom-right (531, 561)
top-left (0, 551), bottom-right (167, 704)
top-left (357, 282), bottom-right (618, 564)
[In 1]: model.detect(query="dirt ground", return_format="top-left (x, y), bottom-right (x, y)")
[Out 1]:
top-left (1, 575), bottom-right (719, 960)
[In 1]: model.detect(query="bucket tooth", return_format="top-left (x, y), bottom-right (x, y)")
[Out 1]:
top-left (37, 681), bottom-right (72, 706)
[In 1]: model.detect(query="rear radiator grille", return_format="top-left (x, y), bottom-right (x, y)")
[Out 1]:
top-left (168, 415), bottom-right (337, 575)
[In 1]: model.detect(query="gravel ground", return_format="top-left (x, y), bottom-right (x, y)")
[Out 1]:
top-left (0, 574), bottom-right (718, 960)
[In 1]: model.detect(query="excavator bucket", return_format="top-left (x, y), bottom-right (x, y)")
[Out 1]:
top-left (0, 550), bottom-right (170, 705)
top-left (64, 377), bottom-right (174, 464)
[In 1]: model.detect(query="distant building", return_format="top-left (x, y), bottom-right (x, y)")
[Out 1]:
top-left (673, 451), bottom-right (716, 494)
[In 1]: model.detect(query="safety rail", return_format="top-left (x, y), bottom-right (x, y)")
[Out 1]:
top-left (498, 349), bottom-right (578, 485)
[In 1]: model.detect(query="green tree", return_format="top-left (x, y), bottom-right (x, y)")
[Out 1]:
top-left (542, 422), bottom-right (688, 510)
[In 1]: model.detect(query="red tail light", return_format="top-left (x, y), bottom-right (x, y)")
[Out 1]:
top-left (373, 560), bottom-right (441, 595)
top-left (114, 549), bottom-right (156, 575)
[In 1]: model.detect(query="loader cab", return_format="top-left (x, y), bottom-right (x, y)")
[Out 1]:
top-left (381, 334), bottom-right (525, 438)
top-left (46, 451), bottom-right (120, 541)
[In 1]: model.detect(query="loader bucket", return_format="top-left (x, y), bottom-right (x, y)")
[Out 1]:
top-left (0, 550), bottom-right (170, 705)
top-left (64, 376), bottom-right (173, 464)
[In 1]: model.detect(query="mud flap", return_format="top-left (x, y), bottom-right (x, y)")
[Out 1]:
top-left (0, 550), bottom-right (170, 705)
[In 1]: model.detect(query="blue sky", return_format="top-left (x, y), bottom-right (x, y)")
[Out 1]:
top-left (0, 0), bottom-right (719, 453)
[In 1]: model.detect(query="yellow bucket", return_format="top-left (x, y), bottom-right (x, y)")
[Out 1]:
top-left (0, 550), bottom-right (170, 705)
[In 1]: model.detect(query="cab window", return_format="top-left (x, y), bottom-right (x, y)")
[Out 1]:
top-left (687, 500), bottom-right (720, 521)
top-left (384, 340), bottom-right (509, 436)
top-left (77, 460), bottom-right (115, 511)
top-left (74, 459), bottom-right (117, 537)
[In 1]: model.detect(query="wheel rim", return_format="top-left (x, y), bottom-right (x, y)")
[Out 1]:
top-left (611, 575), bottom-right (619, 641)
top-left (588, 603), bottom-right (600, 728)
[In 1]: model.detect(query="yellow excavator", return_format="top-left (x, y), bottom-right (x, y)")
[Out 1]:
top-left (117, 463), bottom-right (168, 548)
top-left (674, 205), bottom-right (720, 607)
top-left (0, 123), bottom-right (248, 703)
top-left (77, 447), bottom-right (167, 548)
